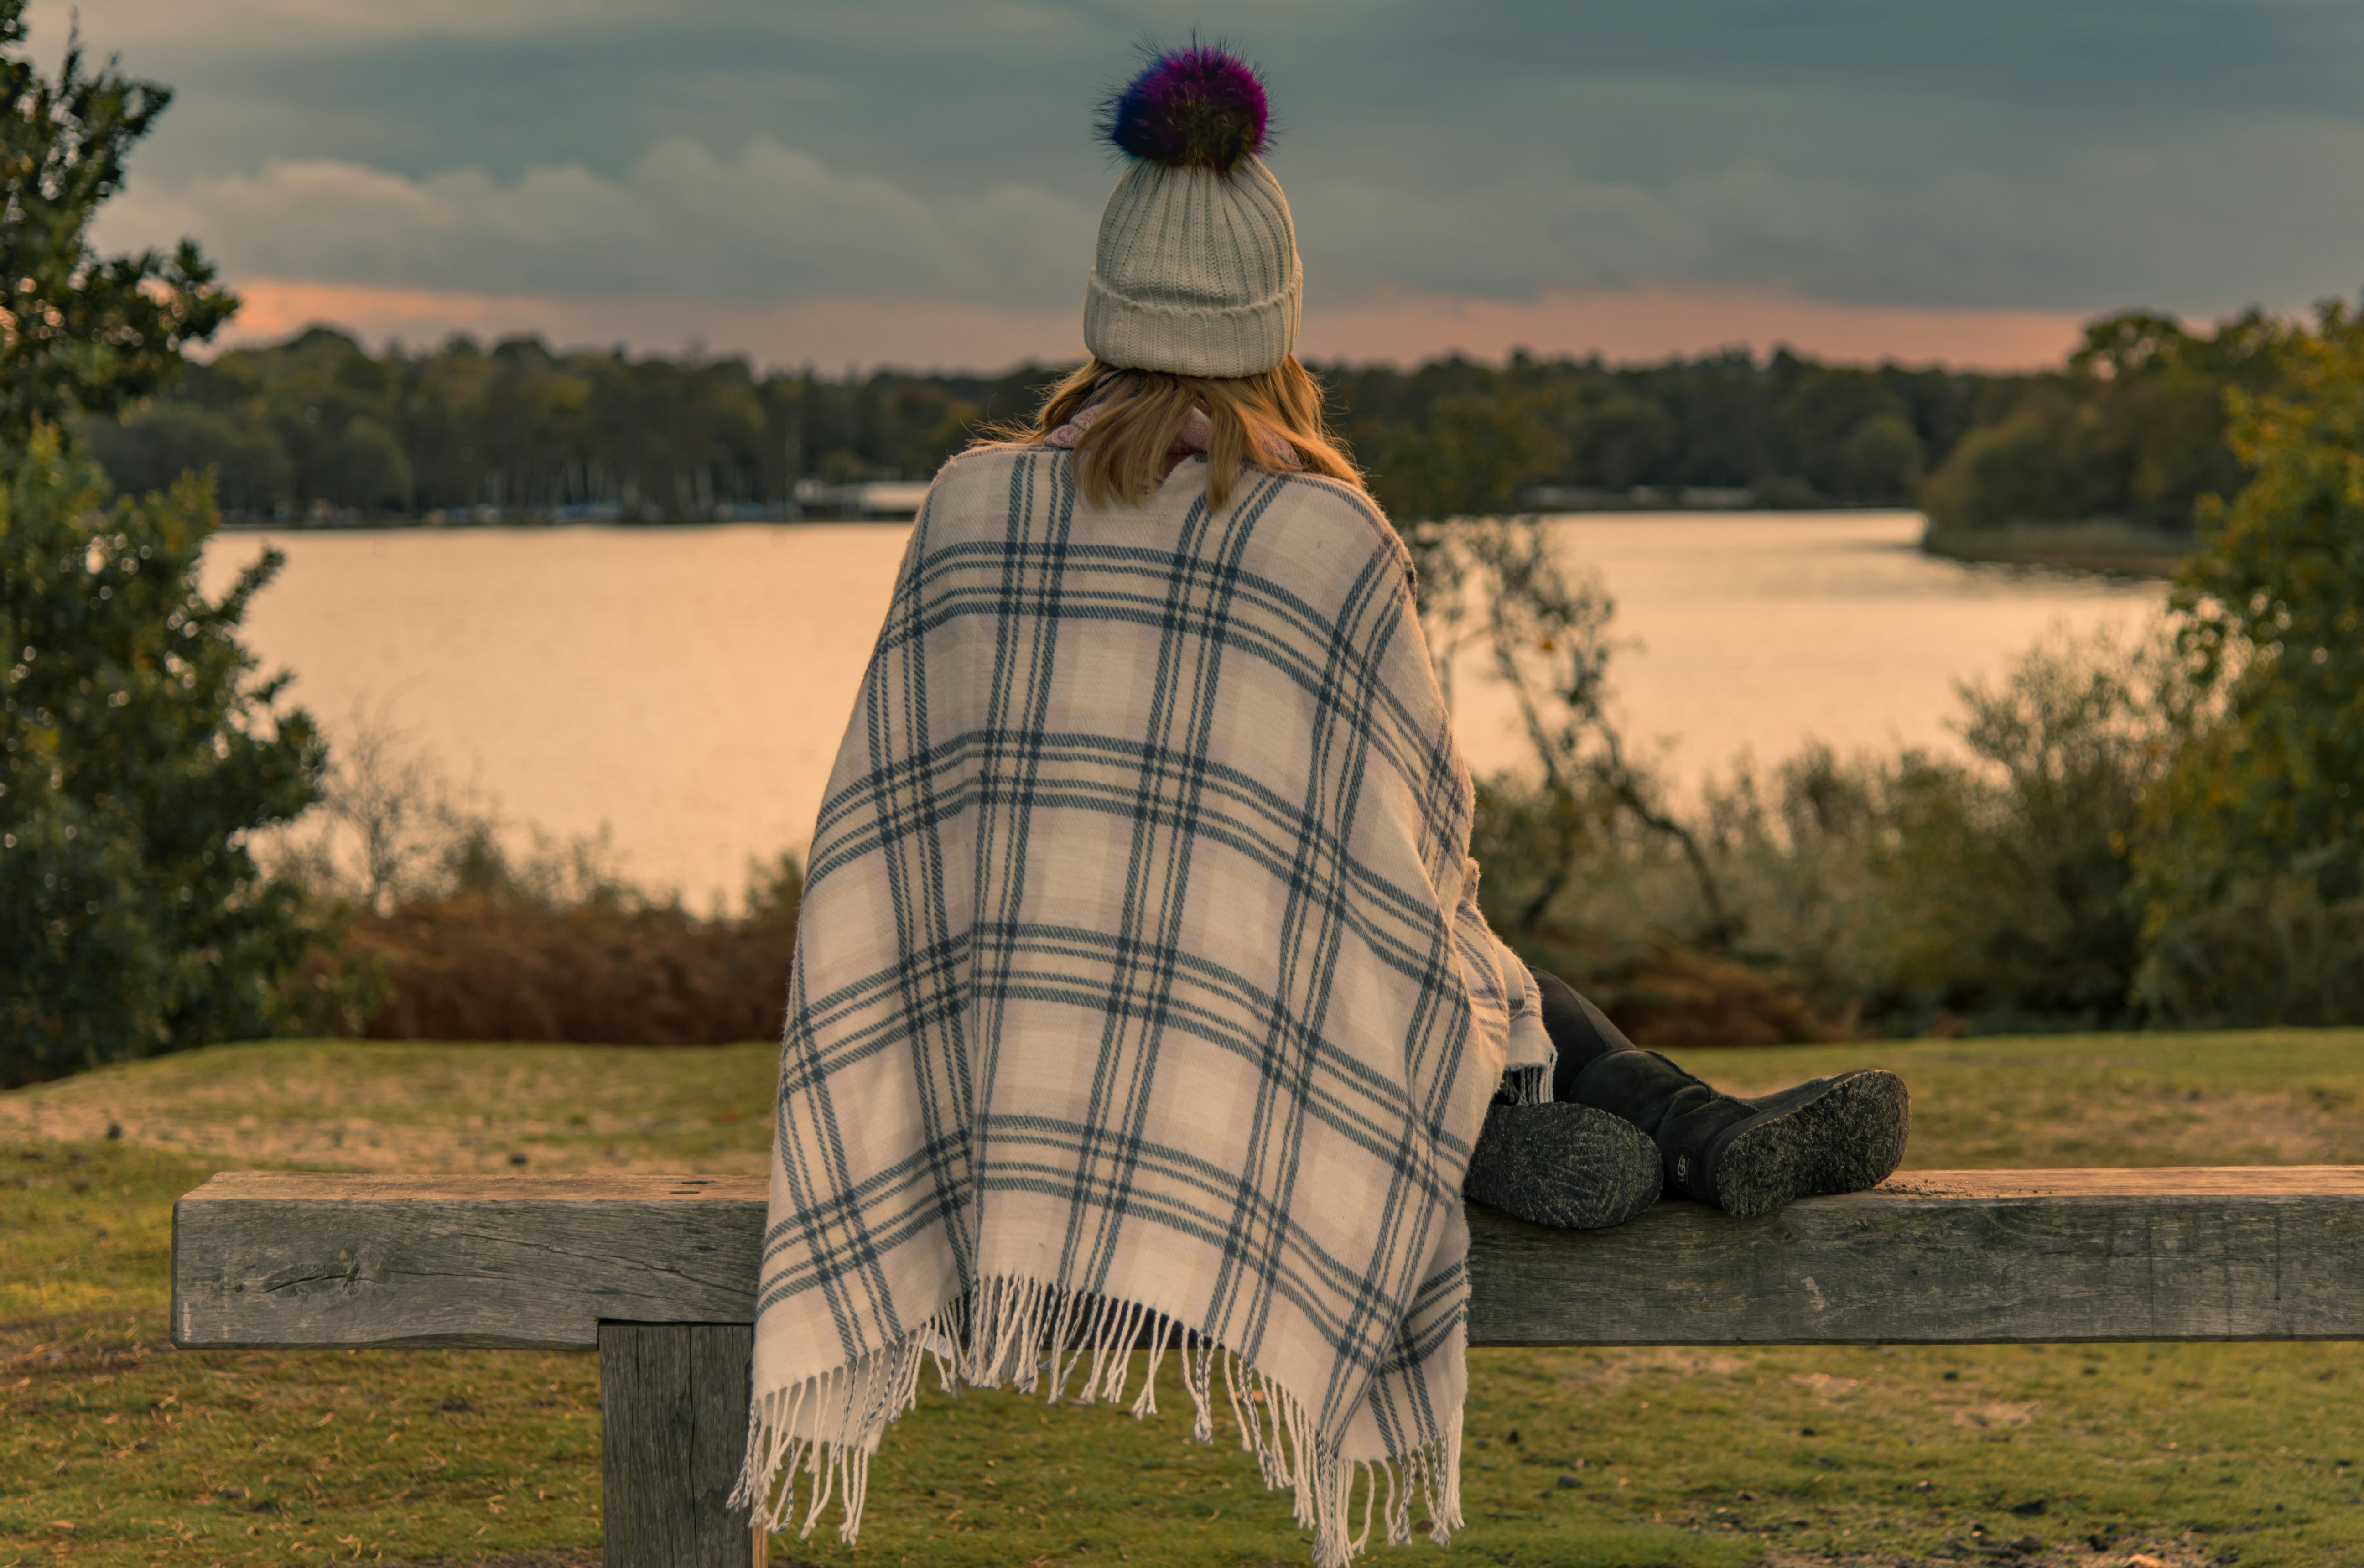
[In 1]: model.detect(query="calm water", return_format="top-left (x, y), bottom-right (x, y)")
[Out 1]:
top-left (201, 513), bottom-right (2163, 905)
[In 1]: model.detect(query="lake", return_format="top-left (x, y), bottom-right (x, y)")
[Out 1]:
top-left (201, 513), bottom-right (2164, 907)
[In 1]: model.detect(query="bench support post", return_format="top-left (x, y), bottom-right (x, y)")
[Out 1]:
top-left (598, 1322), bottom-right (756, 1568)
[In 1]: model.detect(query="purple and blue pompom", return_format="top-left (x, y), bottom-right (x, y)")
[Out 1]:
top-left (1100, 44), bottom-right (1270, 173)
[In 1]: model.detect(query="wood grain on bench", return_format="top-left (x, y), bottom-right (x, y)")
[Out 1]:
top-left (173, 1166), bottom-right (2364, 1352)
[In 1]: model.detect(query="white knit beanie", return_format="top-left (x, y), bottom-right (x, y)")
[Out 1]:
top-left (1082, 47), bottom-right (1301, 379)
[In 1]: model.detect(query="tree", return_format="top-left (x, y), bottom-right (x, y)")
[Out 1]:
top-left (1918, 309), bottom-right (2293, 537)
top-left (0, 436), bottom-right (325, 1082)
top-left (2155, 306), bottom-right (2364, 897)
top-left (1361, 383), bottom-right (1564, 528)
top-left (2131, 306), bottom-right (2364, 1025)
top-left (0, 11), bottom-right (323, 1082)
top-left (0, 0), bottom-right (236, 447)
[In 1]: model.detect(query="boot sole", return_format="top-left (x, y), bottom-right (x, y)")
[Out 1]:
top-left (1707, 1070), bottom-right (1911, 1220)
top-left (1464, 1104), bottom-right (1664, 1231)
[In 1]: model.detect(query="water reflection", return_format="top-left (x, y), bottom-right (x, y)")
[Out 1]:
top-left (203, 513), bottom-right (2162, 904)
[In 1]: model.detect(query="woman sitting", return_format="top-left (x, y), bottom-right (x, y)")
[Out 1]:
top-left (738, 46), bottom-right (1907, 1567)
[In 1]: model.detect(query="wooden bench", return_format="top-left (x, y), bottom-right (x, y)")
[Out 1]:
top-left (172, 1168), bottom-right (2364, 1568)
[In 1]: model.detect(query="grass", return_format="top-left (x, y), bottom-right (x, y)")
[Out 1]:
top-left (3, 1030), bottom-right (2362, 1567)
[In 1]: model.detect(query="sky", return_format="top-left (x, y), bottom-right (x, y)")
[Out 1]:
top-left (30, 0), bottom-right (2364, 372)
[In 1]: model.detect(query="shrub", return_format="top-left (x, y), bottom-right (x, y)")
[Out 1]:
top-left (1731, 630), bottom-right (2181, 1034)
top-left (1918, 310), bottom-right (2288, 537)
top-left (0, 437), bottom-right (325, 1084)
top-left (348, 852), bottom-right (801, 1045)
top-left (267, 732), bottom-right (800, 1045)
top-left (2156, 305), bottom-right (2364, 900)
top-left (2133, 304), bottom-right (2364, 1022)
top-left (1474, 626), bottom-right (2190, 1041)
top-left (2137, 865), bottom-right (2364, 1028)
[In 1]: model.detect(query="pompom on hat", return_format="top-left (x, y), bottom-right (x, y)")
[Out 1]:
top-left (1083, 45), bottom-right (1302, 378)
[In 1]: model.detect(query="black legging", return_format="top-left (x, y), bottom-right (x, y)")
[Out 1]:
top-left (1532, 970), bottom-right (1640, 1103)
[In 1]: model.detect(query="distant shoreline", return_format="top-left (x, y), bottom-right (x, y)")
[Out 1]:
top-left (1921, 520), bottom-right (2187, 580)
top-left (214, 509), bottom-right (2192, 582)
top-left (218, 501), bottom-right (1909, 535)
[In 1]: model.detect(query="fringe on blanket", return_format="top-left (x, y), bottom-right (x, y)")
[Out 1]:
top-left (1502, 1062), bottom-right (1551, 1106)
top-left (729, 1275), bottom-right (1464, 1568)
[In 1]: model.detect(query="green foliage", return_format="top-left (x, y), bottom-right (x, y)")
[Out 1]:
top-left (1362, 382), bottom-right (1564, 524)
top-left (1476, 628), bottom-right (2193, 1038)
top-left (1920, 308), bottom-right (2292, 537)
top-left (0, 434), bottom-right (325, 1083)
top-left (1917, 406), bottom-right (2059, 530)
top-left (1768, 363), bottom-right (1926, 500)
top-left (2135, 868), bottom-right (2364, 1028)
top-left (1781, 632), bottom-right (2180, 1033)
top-left (1451, 305), bottom-right (2364, 1037)
top-left (0, 8), bottom-right (320, 1083)
top-left (1347, 348), bottom-right (1954, 524)
top-left (1885, 636), bottom-right (2165, 1027)
top-left (85, 334), bottom-right (2015, 526)
top-left (2128, 305), bottom-right (2364, 1023)
top-left (2167, 304), bottom-right (2364, 887)
top-left (0, 0), bottom-right (235, 446)
top-left (83, 327), bottom-right (1054, 523)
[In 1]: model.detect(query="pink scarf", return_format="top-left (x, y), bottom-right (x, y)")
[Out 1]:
top-left (1047, 401), bottom-right (1303, 471)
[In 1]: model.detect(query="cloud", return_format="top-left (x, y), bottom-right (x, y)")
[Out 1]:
top-left (101, 135), bottom-right (1100, 306)
top-left (215, 275), bottom-right (2085, 375)
top-left (49, 0), bottom-right (2364, 337)
top-left (1294, 109), bottom-right (2364, 314)
top-left (215, 278), bottom-right (1083, 371)
top-left (1299, 286), bottom-right (2086, 371)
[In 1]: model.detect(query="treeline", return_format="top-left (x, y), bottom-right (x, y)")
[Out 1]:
top-left (83, 326), bottom-right (2001, 524)
top-left (1352, 308), bottom-right (2328, 543)
top-left (80, 328), bottom-right (1060, 524)
top-left (84, 305), bottom-right (2330, 535)
top-left (1920, 310), bottom-right (2299, 542)
top-left (1341, 348), bottom-right (1976, 516)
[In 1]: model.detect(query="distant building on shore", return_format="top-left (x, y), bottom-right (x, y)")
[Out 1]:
top-left (792, 479), bottom-right (931, 520)
top-left (1522, 484), bottom-right (1758, 512)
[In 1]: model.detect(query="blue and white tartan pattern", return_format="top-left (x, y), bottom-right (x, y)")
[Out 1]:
top-left (737, 447), bottom-right (1549, 1565)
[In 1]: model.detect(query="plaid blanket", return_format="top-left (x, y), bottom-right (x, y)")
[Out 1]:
top-left (736, 446), bottom-right (1551, 1566)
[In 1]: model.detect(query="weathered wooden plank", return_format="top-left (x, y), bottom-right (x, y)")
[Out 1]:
top-left (1465, 1166), bottom-right (2364, 1345)
top-left (172, 1173), bottom-right (764, 1350)
top-left (599, 1324), bottom-right (755, 1568)
top-left (173, 1167), bottom-right (2364, 1350)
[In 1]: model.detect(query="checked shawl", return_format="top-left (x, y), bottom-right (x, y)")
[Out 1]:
top-left (736, 446), bottom-right (1550, 1566)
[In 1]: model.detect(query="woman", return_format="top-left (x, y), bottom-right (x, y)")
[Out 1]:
top-left (737, 47), bottom-right (1907, 1566)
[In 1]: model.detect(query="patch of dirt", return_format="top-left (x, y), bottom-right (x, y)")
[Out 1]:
top-left (1950, 1397), bottom-right (2041, 1429)
top-left (1543, 1346), bottom-right (1756, 1395)
top-left (1787, 1371), bottom-right (1863, 1403)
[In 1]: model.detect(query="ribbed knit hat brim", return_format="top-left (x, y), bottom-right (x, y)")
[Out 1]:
top-left (1082, 157), bottom-right (1301, 378)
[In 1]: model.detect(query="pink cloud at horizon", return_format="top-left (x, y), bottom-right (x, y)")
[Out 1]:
top-left (219, 276), bottom-right (2094, 374)
top-left (1302, 285), bottom-right (2090, 372)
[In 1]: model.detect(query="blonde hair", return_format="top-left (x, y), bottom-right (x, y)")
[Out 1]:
top-left (986, 356), bottom-right (1363, 511)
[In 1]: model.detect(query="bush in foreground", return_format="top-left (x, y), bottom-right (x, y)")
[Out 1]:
top-left (0, 439), bottom-right (325, 1084)
top-left (345, 850), bottom-right (802, 1045)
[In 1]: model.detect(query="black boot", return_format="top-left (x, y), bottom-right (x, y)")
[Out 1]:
top-left (1535, 971), bottom-right (1910, 1220)
top-left (1464, 1101), bottom-right (1663, 1231)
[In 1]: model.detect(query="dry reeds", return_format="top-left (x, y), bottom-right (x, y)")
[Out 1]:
top-left (346, 890), bottom-right (797, 1045)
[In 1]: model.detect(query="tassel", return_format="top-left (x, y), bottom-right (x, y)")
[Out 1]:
top-left (737, 1275), bottom-right (1461, 1565)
